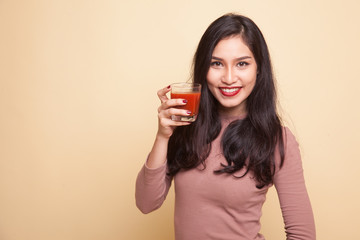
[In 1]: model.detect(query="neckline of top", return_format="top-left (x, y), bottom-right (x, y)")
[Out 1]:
top-left (219, 113), bottom-right (247, 124)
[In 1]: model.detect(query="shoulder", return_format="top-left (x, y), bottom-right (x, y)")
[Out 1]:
top-left (274, 127), bottom-right (302, 171)
top-left (282, 126), bottom-right (299, 151)
top-left (282, 126), bottom-right (300, 157)
top-left (274, 126), bottom-right (303, 176)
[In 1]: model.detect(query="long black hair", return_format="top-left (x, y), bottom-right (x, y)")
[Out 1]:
top-left (167, 13), bottom-right (285, 188)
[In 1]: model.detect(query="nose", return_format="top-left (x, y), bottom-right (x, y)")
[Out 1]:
top-left (221, 66), bottom-right (237, 85)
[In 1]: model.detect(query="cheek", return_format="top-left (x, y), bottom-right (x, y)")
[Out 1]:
top-left (247, 79), bottom-right (257, 96)
top-left (239, 68), bottom-right (257, 82)
top-left (206, 69), bottom-right (220, 86)
top-left (205, 78), bottom-right (217, 97)
top-left (206, 72), bottom-right (214, 87)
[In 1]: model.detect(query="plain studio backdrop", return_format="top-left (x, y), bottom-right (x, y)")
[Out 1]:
top-left (0, 0), bottom-right (359, 239)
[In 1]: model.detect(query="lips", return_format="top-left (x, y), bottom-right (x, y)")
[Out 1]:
top-left (219, 87), bottom-right (241, 97)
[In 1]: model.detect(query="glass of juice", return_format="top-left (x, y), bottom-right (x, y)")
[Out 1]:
top-left (170, 82), bottom-right (201, 122)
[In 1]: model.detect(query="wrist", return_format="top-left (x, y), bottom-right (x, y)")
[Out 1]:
top-left (155, 132), bottom-right (171, 142)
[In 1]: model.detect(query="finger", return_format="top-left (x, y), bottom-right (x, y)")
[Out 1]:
top-left (157, 85), bottom-right (171, 103)
top-left (158, 99), bottom-right (187, 113)
top-left (159, 117), bottom-right (192, 127)
top-left (159, 108), bottom-right (191, 119)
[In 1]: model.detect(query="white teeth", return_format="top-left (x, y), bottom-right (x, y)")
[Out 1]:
top-left (221, 88), bottom-right (239, 93)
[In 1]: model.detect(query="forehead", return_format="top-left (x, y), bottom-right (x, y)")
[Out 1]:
top-left (213, 35), bottom-right (253, 57)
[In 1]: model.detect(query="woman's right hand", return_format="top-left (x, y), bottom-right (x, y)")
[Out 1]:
top-left (156, 85), bottom-right (192, 139)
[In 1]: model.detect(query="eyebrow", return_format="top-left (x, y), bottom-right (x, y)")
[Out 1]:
top-left (211, 56), bottom-right (252, 61)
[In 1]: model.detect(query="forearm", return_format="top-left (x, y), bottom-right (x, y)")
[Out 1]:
top-left (146, 134), bottom-right (169, 169)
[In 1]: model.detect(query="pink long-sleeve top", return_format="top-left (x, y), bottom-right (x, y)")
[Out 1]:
top-left (136, 119), bottom-right (316, 240)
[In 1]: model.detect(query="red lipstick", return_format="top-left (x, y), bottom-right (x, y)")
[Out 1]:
top-left (219, 87), bottom-right (241, 97)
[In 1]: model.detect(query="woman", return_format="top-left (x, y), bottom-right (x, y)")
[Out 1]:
top-left (136, 13), bottom-right (316, 239)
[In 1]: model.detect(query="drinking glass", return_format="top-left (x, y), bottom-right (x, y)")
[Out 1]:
top-left (170, 82), bottom-right (201, 122)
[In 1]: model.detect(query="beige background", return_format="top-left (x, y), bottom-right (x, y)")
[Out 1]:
top-left (1, 0), bottom-right (359, 239)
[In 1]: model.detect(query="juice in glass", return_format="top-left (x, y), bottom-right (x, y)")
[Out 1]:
top-left (170, 83), bottom-right (201, 122)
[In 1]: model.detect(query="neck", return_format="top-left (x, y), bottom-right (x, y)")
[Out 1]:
top-left (217, 104), bottom-right (247, 119)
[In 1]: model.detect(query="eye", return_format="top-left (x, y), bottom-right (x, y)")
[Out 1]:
top-left (237, 61), bottom-right (249, 67)
top-left (210, 61), bottom-right (223, 67)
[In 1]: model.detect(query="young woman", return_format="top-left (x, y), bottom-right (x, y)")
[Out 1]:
top-left (136, 13), bottom-right (316, 240)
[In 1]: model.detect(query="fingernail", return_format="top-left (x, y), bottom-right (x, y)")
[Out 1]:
top-left (167, 85), bottom-right (171, 89)
top-left (187, 111), bottom-right (191, 115)
top-left (183, 100), bottom-right (188, 103)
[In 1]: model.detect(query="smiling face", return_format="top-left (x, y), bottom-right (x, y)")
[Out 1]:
top-left (206, 35), bottom-right (257, 116)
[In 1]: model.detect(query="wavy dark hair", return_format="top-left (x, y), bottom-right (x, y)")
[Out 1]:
top-left (167, 13), bottom-right (285, 188)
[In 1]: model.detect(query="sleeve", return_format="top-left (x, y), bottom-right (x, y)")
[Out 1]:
top-left (135, 158), bottom-right (173, 214)
top-left (273, 128), bottom-right (316, 240)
